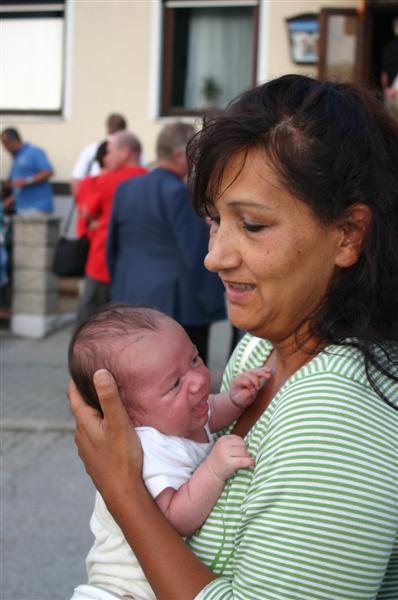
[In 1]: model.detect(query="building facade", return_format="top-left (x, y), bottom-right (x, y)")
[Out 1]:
top-left (1, 0), bottom-right (397, 183)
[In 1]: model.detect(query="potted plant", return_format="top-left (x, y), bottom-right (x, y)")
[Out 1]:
top-left (201, 76), bottom-right (222, 107)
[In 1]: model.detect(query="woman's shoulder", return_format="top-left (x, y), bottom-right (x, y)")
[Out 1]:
top-left (295, 344), bottom-right (395, 395)
top-left (248, 343), bottom-right (398, 481)
top-left (220, 334), bottom-right (271, 392)
top-left (278, 343), bottom-right (398, 422)
top-left (225, 336), bottom-right (397, 412)
top-left (230, 333), bottom-right (271, 370)
top-left (232, 336), bottom-right (396, 397)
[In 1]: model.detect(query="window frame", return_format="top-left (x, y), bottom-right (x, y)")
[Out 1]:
top-left (161, 0), bottom-right (259, 116)
top-left (0, 1), bottom-right (67, 116)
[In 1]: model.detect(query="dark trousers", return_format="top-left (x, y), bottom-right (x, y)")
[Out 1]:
top-left (183, 324), bottom-right (210, 364)
top-left (229, 326), bottom-right (244, 357)
top-left (76, 276), bottom-right (110, 323)
top-left (184, 324), bottom-right (244, 366)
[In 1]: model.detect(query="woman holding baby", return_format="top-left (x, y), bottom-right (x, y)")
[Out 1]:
top-left (69, 75), bottom-right (398, 599)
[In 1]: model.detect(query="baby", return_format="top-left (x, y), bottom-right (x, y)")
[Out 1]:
top-left (69, 303), bottom-right (271, 600)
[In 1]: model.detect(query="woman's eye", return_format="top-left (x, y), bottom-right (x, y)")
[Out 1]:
top-left (243, 222), bottom-right (265, 233)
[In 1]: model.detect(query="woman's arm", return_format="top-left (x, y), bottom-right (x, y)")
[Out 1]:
top-left (69, 370), bottom-right (216, 600)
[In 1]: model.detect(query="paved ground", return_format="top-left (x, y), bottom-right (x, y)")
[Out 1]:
top-left (1, 315), bottom-right (233, 600)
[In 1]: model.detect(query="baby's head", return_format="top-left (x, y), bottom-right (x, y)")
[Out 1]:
top-left (68, 303), bottom-right (212, 437)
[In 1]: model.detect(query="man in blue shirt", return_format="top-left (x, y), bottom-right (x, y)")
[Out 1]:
top-left (1, 128), bottom-right (54, 215)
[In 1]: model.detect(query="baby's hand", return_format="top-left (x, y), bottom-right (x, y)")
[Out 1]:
top-left (205, 435), bottom-right (255, 482)
top-left (229, 367), bottom-right (272, 409)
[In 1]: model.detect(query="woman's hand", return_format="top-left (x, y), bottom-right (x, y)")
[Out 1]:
top-left (68, 369), bottom-right (144, 508)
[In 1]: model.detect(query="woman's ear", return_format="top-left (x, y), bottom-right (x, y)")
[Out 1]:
top-left (335, 203), bottom-right (372, 268)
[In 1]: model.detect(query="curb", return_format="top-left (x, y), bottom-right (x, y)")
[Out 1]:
top-left (0, 419), bottom-right (75, 432)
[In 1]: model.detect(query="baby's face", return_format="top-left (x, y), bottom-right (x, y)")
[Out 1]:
top-left (120, 320), bottom-right (212, 439)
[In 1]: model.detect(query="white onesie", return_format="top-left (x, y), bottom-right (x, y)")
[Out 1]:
top-left (72, 425), bottom-right (213, 600)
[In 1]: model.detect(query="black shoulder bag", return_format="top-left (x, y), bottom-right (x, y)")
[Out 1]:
top-left (53, 202), bottom-right (89, 278)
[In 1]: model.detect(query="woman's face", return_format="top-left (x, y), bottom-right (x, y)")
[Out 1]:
top-left (204, 149), bottom-right (343, 345)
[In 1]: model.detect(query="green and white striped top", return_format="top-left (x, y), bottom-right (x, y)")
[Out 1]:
top-left (189, 334), bottom-right (398, 600)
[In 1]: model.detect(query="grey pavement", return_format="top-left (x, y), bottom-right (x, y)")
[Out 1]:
top-left (1, 317), bottom-right (233, 600)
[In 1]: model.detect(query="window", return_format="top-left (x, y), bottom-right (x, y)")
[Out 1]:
top-left (0, 1), bottom-right (66, 115)
top-left (161, 0), bottom-right (259, 115)
top-left (318, 9), bottom-right (361, 83)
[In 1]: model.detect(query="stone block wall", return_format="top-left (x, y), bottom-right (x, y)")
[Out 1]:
top-left (11, 215), bottom-right (61, 338)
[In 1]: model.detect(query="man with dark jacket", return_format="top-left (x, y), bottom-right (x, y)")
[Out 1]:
top-left (107, 122), bottom-right (226, 362)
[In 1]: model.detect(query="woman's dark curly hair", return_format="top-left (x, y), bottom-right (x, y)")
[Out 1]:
top-left (187, 74), bottom-right (398, 408)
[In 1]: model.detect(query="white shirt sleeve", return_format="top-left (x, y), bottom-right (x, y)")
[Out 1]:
top-left (71, 142), bottom-right (99, 179)
top-left (136, 427), bottom-right (213, 499)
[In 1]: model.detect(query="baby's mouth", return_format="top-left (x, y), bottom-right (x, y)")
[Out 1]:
top-left (192, 398), bottom-right (209, 416)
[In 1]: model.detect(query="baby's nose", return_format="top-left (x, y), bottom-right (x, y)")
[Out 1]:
top-left (188, 371), bottom-right (205, 393)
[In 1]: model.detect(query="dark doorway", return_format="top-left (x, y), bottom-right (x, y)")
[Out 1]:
top-left (368, 5), bottom-right (398, 90)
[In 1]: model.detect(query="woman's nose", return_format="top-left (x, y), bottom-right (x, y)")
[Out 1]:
top-left (204, 223), bottom-right (240, 273)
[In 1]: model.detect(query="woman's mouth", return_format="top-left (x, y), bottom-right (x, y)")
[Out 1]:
top-left (224, 281), bottom-right (255, 301)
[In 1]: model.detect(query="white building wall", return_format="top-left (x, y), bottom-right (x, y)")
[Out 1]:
top-left (0, 0), bottom-right (356, 183)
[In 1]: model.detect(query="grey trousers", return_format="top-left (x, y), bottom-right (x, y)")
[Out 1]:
top-left (76, 276), bottom-right (110, 323)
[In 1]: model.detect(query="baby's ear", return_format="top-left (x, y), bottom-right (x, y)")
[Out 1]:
top-left (335, 203), bottom-right (372, 268)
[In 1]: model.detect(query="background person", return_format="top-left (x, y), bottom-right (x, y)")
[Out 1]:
top-left (70, 113), bottom-right (127, 197)
top-left (76, 131), bottom-right (147, 323)
top-left (107, 122), bottom-right (226, 363)
top-left (70, 75), bottom-right (398, 600)
top-left (75, 141), bottom-right (109, 239)
top-left (1, 128), bottom-right (54, 216)
top-left (0, 200), bottom-right (8, 289)
top-left (69, 303), bottom-right (271, 600)
top-left (380, 16), bottom-right (398, 120)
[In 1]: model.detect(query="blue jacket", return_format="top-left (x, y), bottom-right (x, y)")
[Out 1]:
top-left (107, 168), bottom-right (226, 326)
